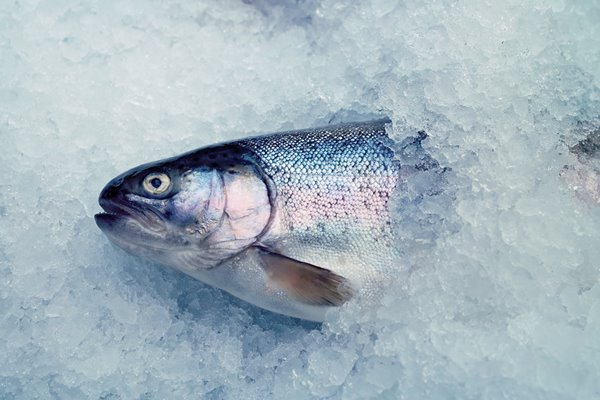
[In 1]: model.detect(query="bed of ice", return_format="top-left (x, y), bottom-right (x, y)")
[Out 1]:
top-left (1, 0), bottom-right (599, 398)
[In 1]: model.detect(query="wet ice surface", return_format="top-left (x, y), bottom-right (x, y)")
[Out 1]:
top-left (1, 0), bottom-right (599, 398)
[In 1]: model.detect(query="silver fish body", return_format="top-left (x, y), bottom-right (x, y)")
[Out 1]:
top-left (96, 118), bottom-right (423, 321)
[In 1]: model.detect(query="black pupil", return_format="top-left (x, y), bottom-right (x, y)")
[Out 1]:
top-left (150, 177), bottom-right (162, 189)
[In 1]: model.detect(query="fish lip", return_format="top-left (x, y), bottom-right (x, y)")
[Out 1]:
top-left (97, 197), bottom-right (131, 217)
top-left (95, 197), bottom-right (139, 225)
top-left (95, 197), bottom-right (167, 234)
top-left (94, 198), bottom-right (136, 231)
top-left (94, 211), bottom-right (123, 229)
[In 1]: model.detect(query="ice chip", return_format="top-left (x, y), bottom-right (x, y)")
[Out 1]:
top-left (1, 0), bottom-right (599, 398)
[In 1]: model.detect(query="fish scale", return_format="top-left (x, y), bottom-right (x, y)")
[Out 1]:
top-left (238, 119), bottom-right (401, 302)
top-left (95, 118), bottom-right (429, 321)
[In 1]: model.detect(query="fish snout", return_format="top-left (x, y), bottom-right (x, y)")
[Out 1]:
top-left (96, 176), bottom-right (131, 226)
top-left (99, 176), bottom-right (125, 204)
top-left (95, 178), bottom-right (142, 237)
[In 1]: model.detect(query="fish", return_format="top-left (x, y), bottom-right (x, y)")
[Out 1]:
top-left (561, 124), bottom-right (600, 205)
top-left (95, 118), bottom-right (435, 321)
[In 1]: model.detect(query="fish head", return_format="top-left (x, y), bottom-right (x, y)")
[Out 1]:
top-left (95, 145), bottom-right (273, 271)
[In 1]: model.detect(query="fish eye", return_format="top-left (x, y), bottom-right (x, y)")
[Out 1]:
top-left (142, 172), bottom-right (171, 196)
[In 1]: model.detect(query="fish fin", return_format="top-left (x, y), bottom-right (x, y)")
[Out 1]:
top-left (256, 247), bottom-right (353, 306)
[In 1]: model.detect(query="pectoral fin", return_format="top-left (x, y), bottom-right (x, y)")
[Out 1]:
top-left (256, 247), bottom-right (353, 306)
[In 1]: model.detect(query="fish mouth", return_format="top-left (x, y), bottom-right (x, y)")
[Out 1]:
top-left (95, 199), bottom-right (172, 258)
top-left (95, 198), bottom-right (166, 234)
top-left (95, 197), bottom-right (136, 225)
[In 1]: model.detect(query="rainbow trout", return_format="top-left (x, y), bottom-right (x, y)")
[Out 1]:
top-left (95, 119), bottom-right (432, 321)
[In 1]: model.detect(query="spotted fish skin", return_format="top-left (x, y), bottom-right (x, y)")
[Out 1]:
top-left (95, 118), bottom-right (418, 321)
top-left (237, 119), bottom-right (401, 302)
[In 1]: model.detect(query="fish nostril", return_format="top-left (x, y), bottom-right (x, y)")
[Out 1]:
top-left (99, 180), bottom-right (121, 203)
